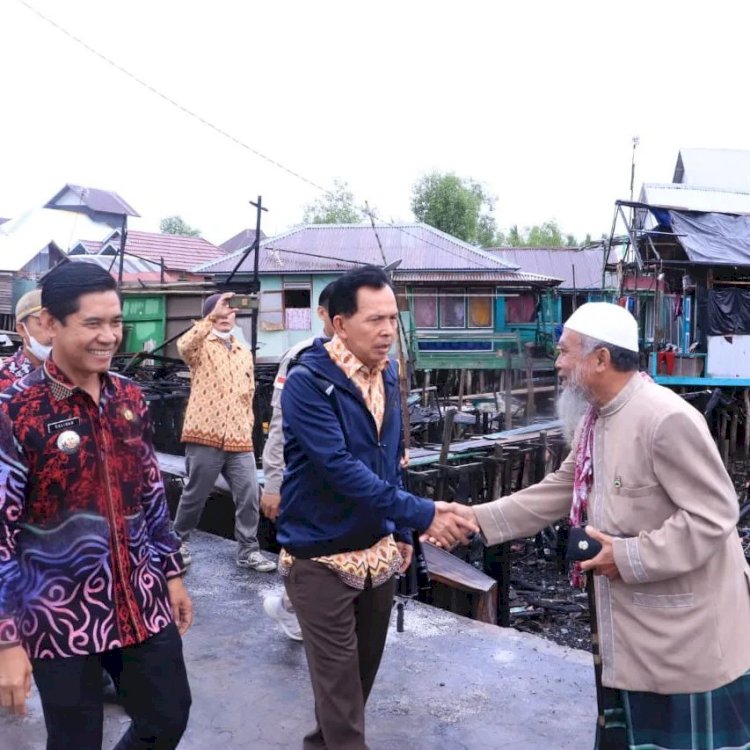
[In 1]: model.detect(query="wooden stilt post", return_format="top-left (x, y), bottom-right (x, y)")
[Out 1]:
top-left (504, 350), bottom-right (513, 431)
top-left (524, 342), bottom-right (536, 421)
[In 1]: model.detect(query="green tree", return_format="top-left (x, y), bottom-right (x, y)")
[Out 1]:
top-left (525, 219), bottom-right (565, 247)
top-left (410, 171), bottom-right (499, 246)
top-left (506, 225), bottom-right (523, 246)
top-left (303, 179), bottom-right (363, 224)
top-left (160, 216), bottom-right (201, 237)
top-left (478, 215), bottom-right (503, 247)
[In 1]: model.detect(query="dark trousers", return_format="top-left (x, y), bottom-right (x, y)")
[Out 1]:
top-left (32, 622), bottom-right (192, 750)
top-left (284, 559), bottom-right (397, 750)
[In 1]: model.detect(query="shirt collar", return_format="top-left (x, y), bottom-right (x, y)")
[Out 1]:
top-left (324, 335), bottom-right (387, 380)
top-left (43, 357), bottom-right (115, 403)
top-left (207, 331), bottom-right (236, 351)
top-left (598, 372), bottom-right (643, 418)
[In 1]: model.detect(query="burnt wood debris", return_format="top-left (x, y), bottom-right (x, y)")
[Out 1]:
top-left (90, 341), bottom-right (748, 652)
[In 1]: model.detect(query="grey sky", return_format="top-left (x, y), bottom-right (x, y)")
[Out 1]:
top-left (1, 0), bottom-right (749, 246)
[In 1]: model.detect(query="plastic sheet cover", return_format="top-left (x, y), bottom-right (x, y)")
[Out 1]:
top-left (707, 288), bottom-right (750, 335)
top-left (668, 210), bottom-right (750, 265)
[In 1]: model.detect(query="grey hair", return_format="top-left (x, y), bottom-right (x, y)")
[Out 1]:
top-left (579, 334), bottom-right (639, 373)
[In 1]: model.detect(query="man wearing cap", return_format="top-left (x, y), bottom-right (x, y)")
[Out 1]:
top-left (459, 302), bottom-right (750, 749)
top-left (173, 292), bottom-right (275, 572)
top-left (0, 290), bottom-right (52, 391)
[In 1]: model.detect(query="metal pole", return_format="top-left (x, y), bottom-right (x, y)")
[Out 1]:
top-left (248, 195), bottom-right (267, 361)
top-left (117, 214), bottom-right (127, 289)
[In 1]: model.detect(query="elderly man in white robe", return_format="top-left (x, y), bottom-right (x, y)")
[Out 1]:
top-left (460, 302), bottom-right (750, 750)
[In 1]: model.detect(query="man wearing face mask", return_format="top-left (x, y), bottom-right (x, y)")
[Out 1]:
top-left (173, 292), bottom-right (276, 572)
top-left (0, 290), bottom-right (52, 390)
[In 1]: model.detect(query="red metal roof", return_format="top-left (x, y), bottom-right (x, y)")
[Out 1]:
top-left (73, 239), bottom-right (103, 255)
top-left (90, 230), bottom-right (226, 271)
top-left (197, 224), bottom-right (547, 279)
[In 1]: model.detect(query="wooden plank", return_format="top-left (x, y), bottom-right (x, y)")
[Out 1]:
top-left (422, 541), bottom-right (498, 626)
top-left (156, 451), bottom-right (236, 493)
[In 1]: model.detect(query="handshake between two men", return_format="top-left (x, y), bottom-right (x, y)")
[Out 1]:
top-left (421, 501), bottom-right (479, 549)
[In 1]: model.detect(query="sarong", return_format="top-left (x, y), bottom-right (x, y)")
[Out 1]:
top-left (596, 671), bottom-right (750, 750)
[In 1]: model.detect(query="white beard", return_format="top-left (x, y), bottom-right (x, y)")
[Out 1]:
top-left (556, 382), bottom-right (591, 447)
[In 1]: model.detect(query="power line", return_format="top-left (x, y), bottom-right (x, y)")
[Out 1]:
top-left (16, 0), bottom-right (527, 276)
top-left (14, 0), bottom-right (331, 197)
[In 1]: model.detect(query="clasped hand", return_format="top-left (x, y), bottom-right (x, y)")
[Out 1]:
top-left (421, 501), bottom-right (479, 549)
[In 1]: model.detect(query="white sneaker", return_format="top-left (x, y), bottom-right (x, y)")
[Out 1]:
top-left (236, 549), bottom-right (277, 573)
top-left (263, 595), bottom-right (303, 641)
top-left (179, 542), bottom-right (192, 567)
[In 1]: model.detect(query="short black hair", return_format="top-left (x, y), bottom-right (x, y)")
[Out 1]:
top-left (328, 266), bottom-right (392, 319)
top-left (318, 281), bottom-right (335, 310)
top-left (42, 261), bottom-right (118, 323)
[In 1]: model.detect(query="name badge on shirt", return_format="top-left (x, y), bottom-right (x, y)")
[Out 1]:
top-left (46, 417), bottom-right (81, 435)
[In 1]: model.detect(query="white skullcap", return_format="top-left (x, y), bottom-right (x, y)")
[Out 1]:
top-left (563, 302), bottom-right (639, 352)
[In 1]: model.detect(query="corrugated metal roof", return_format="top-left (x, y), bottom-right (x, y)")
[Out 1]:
top-left (68, 253), bottom-right (160, 275)
top-left (489, 247), bottom-right (615, 289)
top-left (0, 207), bottom-right (113, 272)
top-left (195, 223), bottom-right (531, 277)
top-left (219, 228), bottom-right (266, 254)
top-left (674, 148), bottom-right (750, 193)
top-left (393, 270), bottom-right (560, 286)
top-left (639, 183), bottom-right (750, 215)
top-left (67, 254), bottom-right (183, 283)
top-left (70, 239), bottom-right (103, 255)
top-left (93, 230), bottom-right (226, 271)
top-left (44, 184), bottom-right (140, 217)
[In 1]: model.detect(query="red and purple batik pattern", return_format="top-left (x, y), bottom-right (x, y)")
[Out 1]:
top-left (0, 360), bottom-right (185, 659)
top-left (0, 348), bottom-right (35, 393)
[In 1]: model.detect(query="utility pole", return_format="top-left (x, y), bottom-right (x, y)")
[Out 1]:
top-left (628, 136), bottom-right (640, 269)
top-left (249, 196), bottom-right (268, 360)
top-left (629, 135), bottom-right (640, 203)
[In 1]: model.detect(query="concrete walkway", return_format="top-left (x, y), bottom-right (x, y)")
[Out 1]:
top-left (1, 531), bottom-right (597, 749)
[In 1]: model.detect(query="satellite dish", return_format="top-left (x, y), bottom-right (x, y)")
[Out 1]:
top-left (382, 259), bottom-right (402, 273)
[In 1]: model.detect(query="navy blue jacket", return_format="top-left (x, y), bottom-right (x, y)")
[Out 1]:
top-left (277, 340), bottom-right (435, 559)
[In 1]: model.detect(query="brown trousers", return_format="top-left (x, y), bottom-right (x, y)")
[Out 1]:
top-left (284, 559), bottom-right (397, 750)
